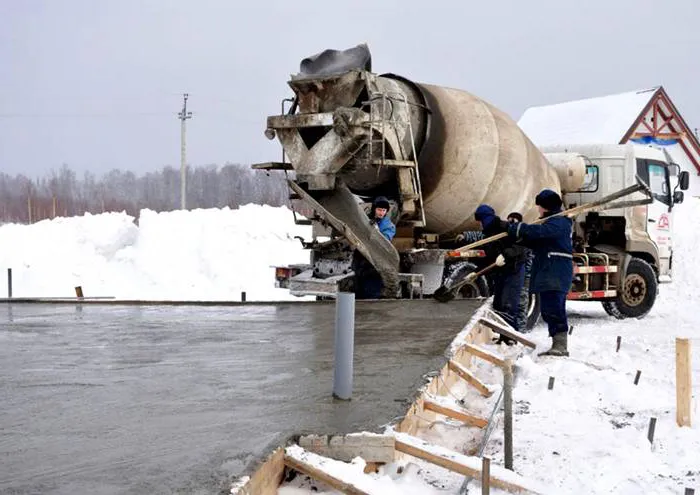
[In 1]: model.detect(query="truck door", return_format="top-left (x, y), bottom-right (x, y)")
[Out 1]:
top-left (638, 159), bottom-right (673, 275)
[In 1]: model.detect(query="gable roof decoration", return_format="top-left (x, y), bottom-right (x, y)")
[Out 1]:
top-left (518, 87), bottom-right (700, 174)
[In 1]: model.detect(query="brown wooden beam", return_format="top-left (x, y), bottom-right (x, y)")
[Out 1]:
top-left (478, 318), bottom-right (537, 349)
top-left (448, 359), bottom-right (493, 397)
top-left (393, 432), bottom-right (544, 494)
top-left (462, 343), bottom-right (507, 368)
top-left (423, 397), bottom-right (489, 428)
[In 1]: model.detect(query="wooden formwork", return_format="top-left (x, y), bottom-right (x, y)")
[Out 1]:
top-left (232, 305), bottom-right (542, 495)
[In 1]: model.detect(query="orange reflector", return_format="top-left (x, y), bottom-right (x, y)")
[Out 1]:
top-left (446, 249), bottom-right (486, 258)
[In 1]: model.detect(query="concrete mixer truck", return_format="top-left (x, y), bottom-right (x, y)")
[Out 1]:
top-left (254, 45), bottom-right (690, 326)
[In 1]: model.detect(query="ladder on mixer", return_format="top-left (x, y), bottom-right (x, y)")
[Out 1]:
top-left (363, 92), bottom-right (426, 227)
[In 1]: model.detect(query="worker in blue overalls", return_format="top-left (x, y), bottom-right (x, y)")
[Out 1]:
top-left (506, 189), bottom-right (573, 356)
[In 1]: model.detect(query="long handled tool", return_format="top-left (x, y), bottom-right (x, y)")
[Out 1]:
top-left (453, 182), bottom-right (652, 254)
top-left (433, 261), bottom-right (500, 303)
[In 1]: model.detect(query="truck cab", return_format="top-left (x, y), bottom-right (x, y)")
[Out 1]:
top-left (543, 143), bottom-right (689, 318)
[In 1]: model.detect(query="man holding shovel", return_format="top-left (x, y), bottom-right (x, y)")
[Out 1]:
top-left (506, 189), bottom-right (573, 357)
top-left (472, 205), bottom-right (528, 338)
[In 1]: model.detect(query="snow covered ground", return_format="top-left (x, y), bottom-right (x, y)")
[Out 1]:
top-left (0, 204), bottom-right (311, 301)
top-left (279, 198), bottom-right (700, 495)
top-left (1, 199), bottom-right (698, 494)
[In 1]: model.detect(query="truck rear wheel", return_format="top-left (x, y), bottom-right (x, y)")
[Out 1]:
top-left (601, 258), bottom-right (657, 319)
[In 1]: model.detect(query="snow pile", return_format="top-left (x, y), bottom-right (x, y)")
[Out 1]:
top-left (0, 205), bottom-right (311, 301)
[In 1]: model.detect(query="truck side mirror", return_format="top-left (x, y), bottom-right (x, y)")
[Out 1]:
top-left (679, 171), bottom-right (690, 191)
top-left (673, 191), bottom-right (685, 204)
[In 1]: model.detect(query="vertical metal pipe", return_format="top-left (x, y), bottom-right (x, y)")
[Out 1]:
top-left (504, 359), bottom-right (514, 470)
top-left (7, 268), bottom-right (12, 298)
top-left (332, 292), bottom-right (355, 400)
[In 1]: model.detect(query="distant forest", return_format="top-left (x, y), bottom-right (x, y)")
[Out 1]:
top-left (0, 164), bottom-right (294, 224)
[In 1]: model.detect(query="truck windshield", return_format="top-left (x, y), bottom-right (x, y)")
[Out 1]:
top-left (648, 163), bottom-right (670, 205)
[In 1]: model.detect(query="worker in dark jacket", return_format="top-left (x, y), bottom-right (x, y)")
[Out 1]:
top-left (352, 196), bottom-right (396, 299)
top-left (507, 212), bottom-right (535, 333)
top-left (507, 189), bottom-right (573, 356)
top-left (473, 205), bottom-right (528, 334)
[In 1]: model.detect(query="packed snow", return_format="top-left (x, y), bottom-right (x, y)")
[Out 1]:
top-left (1, 199), bottom-right (698, 494)
top-left (0, 204), bottom-right (311, 301)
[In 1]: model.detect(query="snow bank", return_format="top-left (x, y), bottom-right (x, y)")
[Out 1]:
top-left (0, 205), bottom-right (311, 301)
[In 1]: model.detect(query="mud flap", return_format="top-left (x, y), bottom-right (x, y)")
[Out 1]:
top-left (288, 180), bottom-right (400, 296)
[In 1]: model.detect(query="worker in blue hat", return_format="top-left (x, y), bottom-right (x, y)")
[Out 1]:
top-left (506, 189), bottom-right (573, 356)
top-left (472, 205), bottom-right (528, 337)
top-left (351, 196), bottom-right (396, 299)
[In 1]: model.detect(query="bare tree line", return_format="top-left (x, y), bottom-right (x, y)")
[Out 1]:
top-left (0, 163), bottom-right (292, 224)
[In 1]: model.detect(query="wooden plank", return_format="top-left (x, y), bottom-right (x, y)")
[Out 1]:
top-left (298, 433), bottom-right (395, 463)
top-left (676, 338), bottom-right (692, 427)
top-left (283, 446), bottom-right (381, 495)
top-left (231, 447), bottom-right (285, 495)
top-left (423, 397), bottom-right (488, 428)
top-left (462, 343), bottom-right (507, 368)
top-left (448, 359), bottom-right (493, 397)
top-left (392, 432), bottom-right (544, 494)
top-left (478, 318), bottom-right (537, 349)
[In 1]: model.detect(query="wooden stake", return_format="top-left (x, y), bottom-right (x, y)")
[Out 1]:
top-left (448, 360), bottom-right (493, 397)
top-left (482, 457), bottom-right (491, 495)
top-left (75, 286), bottom-right (84, 298)
top-left (616, 336), bottom-right (622, 352)
top-left (676, 338), bottom-right (692, 427)
top-left (634, 370), bottom-right (641, 385)
top-left (548, 377), bottom-right (555, 390)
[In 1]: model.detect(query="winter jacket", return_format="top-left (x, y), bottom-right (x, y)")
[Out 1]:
top-left (507, 211), bottom-right (573, 293)
top-left (373, 215), bottom-right (396, 241)
top-left (471, 205), bottom-right (528, 274)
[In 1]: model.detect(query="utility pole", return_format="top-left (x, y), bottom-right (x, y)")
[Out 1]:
top-left (178, 93), bottom-right (192, 210)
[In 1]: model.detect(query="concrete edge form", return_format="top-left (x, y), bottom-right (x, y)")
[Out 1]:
top-left (231, 302), bottom-right (544, 494)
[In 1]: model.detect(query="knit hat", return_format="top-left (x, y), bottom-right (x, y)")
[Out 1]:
top-left (372, 196), bottom-right (390, 210)
top-left (507, 212), bottom-right (523, 222)
top-left (535, 189), bottom-right (563, 211)
top-left (474, 204), bottom-right (495, 222)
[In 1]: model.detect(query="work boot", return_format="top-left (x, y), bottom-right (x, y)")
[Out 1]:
top-left (538, 331), bottom-right (569, 357)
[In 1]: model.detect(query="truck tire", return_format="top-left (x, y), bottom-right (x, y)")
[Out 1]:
top-left (434, 261), bottom-right (490, 302)
top-left (601, 258), bottom-right (657, 319)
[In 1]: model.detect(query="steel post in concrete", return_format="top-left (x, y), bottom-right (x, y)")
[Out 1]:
top-left (332, 292), bottom-right (355, 400)
top-left (7, 268), bottom-right (12, 298)
top-left (504, 359), bottom-right (514, 470)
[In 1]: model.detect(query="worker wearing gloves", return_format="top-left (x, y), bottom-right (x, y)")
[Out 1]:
top-left (351, 196), bottom-right (396, 299)
top-left (473, 205), bottom-right (528, 336)
top-left (506, 189), bottom-right (573, 357)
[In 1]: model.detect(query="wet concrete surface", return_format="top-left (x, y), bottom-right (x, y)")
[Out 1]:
top-left (0, 299), bottom-right (481, 494)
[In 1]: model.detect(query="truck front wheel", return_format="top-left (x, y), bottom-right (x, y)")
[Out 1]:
top-left (601, 258), bottom-right (657, 319)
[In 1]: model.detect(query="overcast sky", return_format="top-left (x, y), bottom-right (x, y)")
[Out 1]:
top-left (1, 0), bottom-right (698, 177)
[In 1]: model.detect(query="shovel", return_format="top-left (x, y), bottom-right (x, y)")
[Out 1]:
top-left (433, 261), bottom-right (500, 303)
